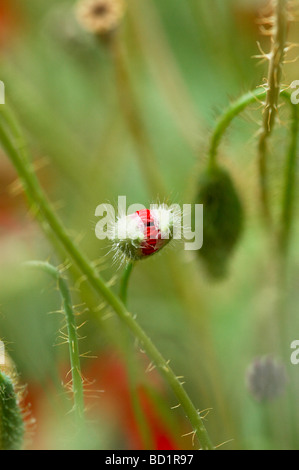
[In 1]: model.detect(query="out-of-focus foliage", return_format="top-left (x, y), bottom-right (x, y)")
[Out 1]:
top-left (1, 0), bottom-right (299, 450)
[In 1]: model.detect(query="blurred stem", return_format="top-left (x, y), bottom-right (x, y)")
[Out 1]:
top-left (25, 261), bottom-right (85, 424)
top-left (274, 97), bottom-right (299, 351)
top-left (0, 108), bottom-right (214, 450)
top-left (258, 0), bottom-right (288, 226)
top-left (208, 87), bottom-right (298, 387)
top-left (119, 261), bottom-right (154, 450)
top-left (278, 101), bottom-right (299, 298)
top-left (119, 261), bottom-right (134, 306)
top-left (128, 0), bottom-right (202, 151)
top-left (279, 104), bottom-right (299, 258)
top-left (274, 96), bottom-right (299, 444)
top-left (105, 30), bottom-right (230, 439)
top-left (107, 34), bottom-right (166, 198)
top-left (107, 30), bottom-right (229, 428)
top-left (101, 19), bottom-right (235, 431)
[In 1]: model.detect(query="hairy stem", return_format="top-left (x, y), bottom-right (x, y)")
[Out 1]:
top-left (25, 261), bottom-right (85, 423)
top-left (258, 0), bottom-right (288, 224)
top-left (208, 87), bottom-right (298, 258)
top-left (0, 108), bottom-right (214, 450)
top-left (209, 89), bottom-right (268, 167)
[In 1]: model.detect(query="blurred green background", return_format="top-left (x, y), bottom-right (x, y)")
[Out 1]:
top-left (1, 0), bottom-right (299, 450)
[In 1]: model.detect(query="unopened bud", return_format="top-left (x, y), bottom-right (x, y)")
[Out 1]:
top-left (196, 165), bottom-right (244, 279)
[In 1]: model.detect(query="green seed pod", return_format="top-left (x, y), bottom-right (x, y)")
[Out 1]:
top-left (0, 371), bottom-right (24, 450)
top-left (196, 165), bottom-right (244, 279)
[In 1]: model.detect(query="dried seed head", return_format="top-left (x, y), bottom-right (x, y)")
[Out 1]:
top-left (111, 207), bottom-right (178, 262)
top-left (246, 356), bottom-right (288, 402)
top-left (75, 0), bottom-right (125, 35)
top-left (196, 165), bottom-right (244, 279)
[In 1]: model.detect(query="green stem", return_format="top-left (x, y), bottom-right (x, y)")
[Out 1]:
top-left (25, 261), bottom-right (85, 423)
top-left (0, 107), bottom-right (213, 449)
top-left (106, 31), bottom-right (231, 436)
top-left (128, 0), bottom-right (202, 152)
top-left (208, 88), bottom-right (298, 259)
top-left (108, 35), bottom-right (166, 198)
top-left (258, 0), bottom-right (288, 225)
top-left (119, 261), bottom-right (155, 449)
top-left (209, 88), bottom-right (267, 167)
top-left (279, 103), bottom-right (299, 257)
top-left (119, 261), bottom-right (134, 306)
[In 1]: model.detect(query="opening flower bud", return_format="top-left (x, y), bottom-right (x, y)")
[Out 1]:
top-left (112, 207), bottom-right (176, 262)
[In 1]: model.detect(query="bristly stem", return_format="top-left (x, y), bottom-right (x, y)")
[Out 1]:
top-left (209, 89), bottom-right (268, 168)
top-left (25, 261), bottom-right (85, 423)
top-left (208, 87), bottom-right (298, 260)
top-left (258, 0), bottom-right (288, 225)
top-left (0, 107), bottom-right (214, 449)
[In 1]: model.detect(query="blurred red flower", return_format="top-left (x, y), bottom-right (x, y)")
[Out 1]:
top-left (0, 0), bottom-right (19, 47)
top-left (23, 351), bottom-right (183, 450)
top-left (84, 351), bottom-right (181, 450)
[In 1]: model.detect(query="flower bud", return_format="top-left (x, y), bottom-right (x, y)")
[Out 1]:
top-left (246, 356), bottom-right (288, 402)
top-left (196, 165), bottom-right (244, 279)
top-left (112, 207), bottom-right (176, 262)
top-left (0, 368), bottom-right (24, 450)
